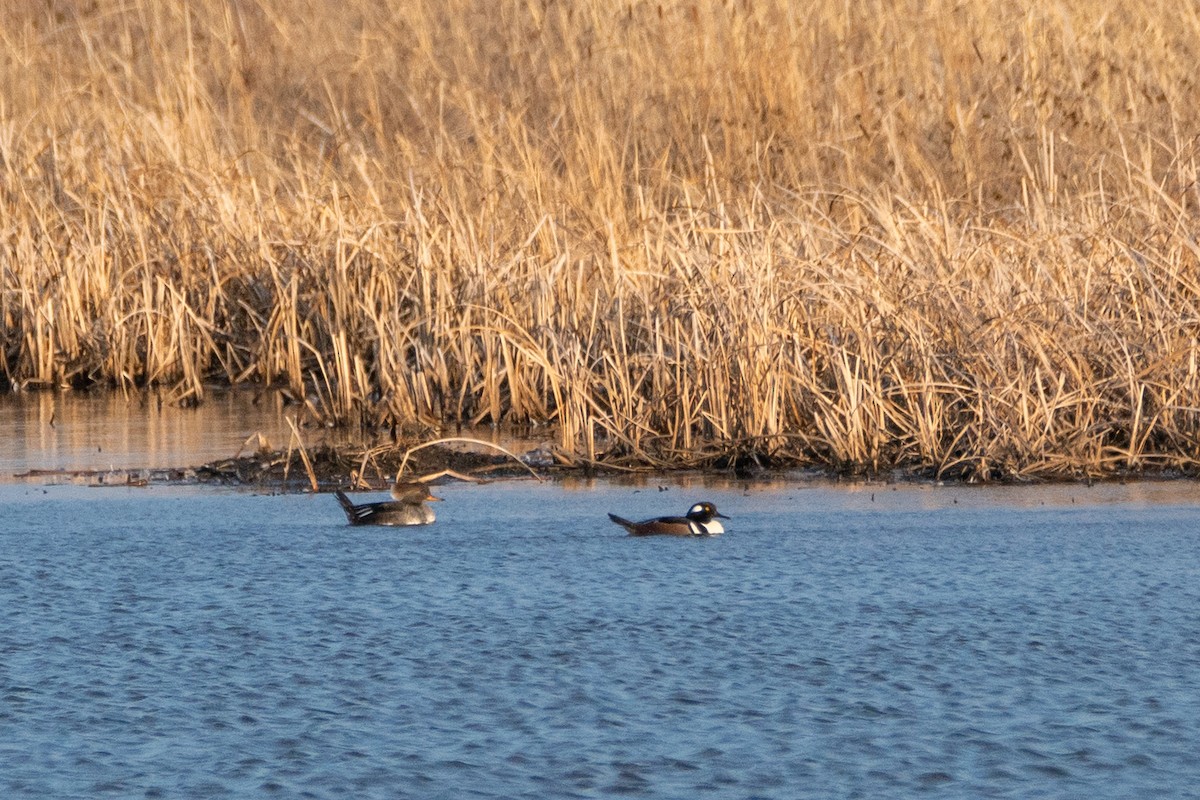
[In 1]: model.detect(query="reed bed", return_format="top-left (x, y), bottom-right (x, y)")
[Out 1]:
top-left (3, 0), bottom-right (1200, 478)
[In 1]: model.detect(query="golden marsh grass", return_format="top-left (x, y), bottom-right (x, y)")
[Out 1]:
top-left (3, 0), bottom-right (1200, 478)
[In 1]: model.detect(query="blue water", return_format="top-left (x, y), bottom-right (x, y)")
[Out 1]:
top-left (2, 479), bottom-right (1200, 799)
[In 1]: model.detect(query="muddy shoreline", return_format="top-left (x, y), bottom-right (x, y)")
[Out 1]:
top-left (5, 388), bottom-right (1199, 489)
top-left (10, 441), bottom-right (555, 492)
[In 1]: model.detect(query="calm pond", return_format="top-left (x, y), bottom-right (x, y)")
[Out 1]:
top-left (0, 388), bottom-right (369, 478)
top-left (2, 394), bottom-right (1200, 798)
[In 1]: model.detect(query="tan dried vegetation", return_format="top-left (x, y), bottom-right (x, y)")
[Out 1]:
top-left (3, 0), bottom-right (1200, 478)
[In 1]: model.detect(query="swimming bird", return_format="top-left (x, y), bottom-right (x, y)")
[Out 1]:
top-left (608, 501), bottom-right (729, 536)
top-left (334, 480), bottom-right (441, 526)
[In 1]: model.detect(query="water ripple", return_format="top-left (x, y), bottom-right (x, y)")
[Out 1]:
top-left (1, 482), bottom-right (1199, 798)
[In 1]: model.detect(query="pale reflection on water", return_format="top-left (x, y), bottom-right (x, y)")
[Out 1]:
top-left (0, 389), bottom-right (329, 475)
top-left (0, 389), bottom-right (559, 479)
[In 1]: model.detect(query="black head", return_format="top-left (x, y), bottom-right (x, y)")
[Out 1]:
top-left (686, 502), bottom-right (728, 522)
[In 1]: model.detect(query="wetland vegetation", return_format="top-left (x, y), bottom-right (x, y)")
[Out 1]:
top-left (4, 0), bottom-right (1200, 479)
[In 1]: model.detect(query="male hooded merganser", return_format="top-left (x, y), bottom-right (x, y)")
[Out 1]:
top-left (608, 501), bottom-right (729, 536)
top-left (335, 480), bottom-right (441, 526)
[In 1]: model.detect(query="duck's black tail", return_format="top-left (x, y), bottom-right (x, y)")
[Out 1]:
top-left (335, 490), bottom-right (362, 524)
top-left (608, 513), bottom-right (634, 531)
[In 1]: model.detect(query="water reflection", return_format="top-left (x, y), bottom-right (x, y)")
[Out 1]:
top-left (5, 390), bottom-right (1200, 519)
top-left (560, 472), bottom-right (1200, 512)
top-left (0, 389), bottom-right (330, 476)
top-left (0, 389), bottom-right (562, 481)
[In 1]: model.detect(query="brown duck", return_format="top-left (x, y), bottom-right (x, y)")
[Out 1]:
top-left (335, 480), bottom-right (441, 526)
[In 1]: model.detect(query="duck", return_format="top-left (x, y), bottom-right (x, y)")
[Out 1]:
top-left (334, 480), bottom-right (441, 526)
top-left (608, 501), bottom-right (729, 536)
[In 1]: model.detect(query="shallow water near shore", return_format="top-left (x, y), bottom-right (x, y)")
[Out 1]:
top-left (3, 477), bottom-right (1200, 798)
top-left (0, 388), bottom-right (550, 484)
top-left (0, 389), bottom-right (312, 475)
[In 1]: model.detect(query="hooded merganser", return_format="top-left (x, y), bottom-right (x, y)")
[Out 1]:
top-left (608, 501), bottom-right (729, 536)
top-left (334, 480), bottom-right (441, 526)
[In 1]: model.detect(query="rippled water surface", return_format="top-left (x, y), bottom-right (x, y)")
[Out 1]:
top-left (3, 479), bottom-right (1200, 798)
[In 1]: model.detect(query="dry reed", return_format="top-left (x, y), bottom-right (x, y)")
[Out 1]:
top-left (3, 0), bottom-right (1200, 478)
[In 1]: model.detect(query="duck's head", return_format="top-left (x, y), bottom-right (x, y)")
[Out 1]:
top-left (391, 481), bottom-right (442, 504)
top-left (686, 502), bottom-right (728, 521)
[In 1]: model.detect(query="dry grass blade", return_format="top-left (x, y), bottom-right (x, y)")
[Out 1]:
top-left (286, 416), bottom-right (319, 493)
top-left (4, 0), bottom-right (1200, 478)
